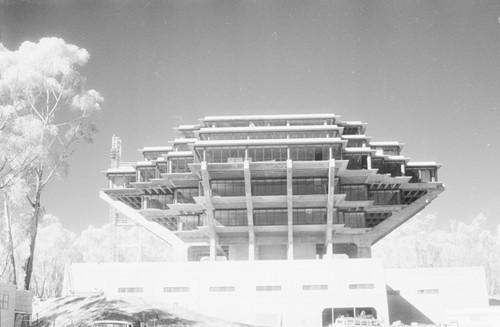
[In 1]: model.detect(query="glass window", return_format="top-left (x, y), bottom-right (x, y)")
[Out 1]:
top-left (252, 179), bottom-right (287, 196)
top-left (336, 211), bottom-right (366, 228)
top-left (143, 193), bottom-right (174, 209)
top-left (214, 210), bottom-right (248, 226)
top-left (256, 285), bottom-right (282, 291)
top-left (341, 184), bottom-right (367, 201)
top-left (368, 189), bottom-right (400, 205)
top-left (254, 209), bottom-right (287, 225)
top-left (209, 286), bottom-right (235, 292)
top-left (180, 215), bottom-right (203, 230)
top-left (118, 287), bottom-right (143, 293)
top-left (417, 289), bottom-right (439, 294)
top-left (349, 284), bottom-right (375, 290)
top-left (303, 285), bottom-right (328, 291)
top-left (164, 287), bottom-right (189, 292)
top-left (0, 293), bottom-right (8, 309)
top-left (293, 208), bottom-right (327, 225)
top-left (211, 180), bottom-right (245, 196)
top-left (109, 173), bottom-right (136, 188)
top-left (137, 167), bottom-right (156, 182)
top-left (344, 154), bottom-right (368, 170)
top-left (170, 157), bottom-right (193, 173)
top-left (293, 178), bottom-right (328, 195)
top-left (176, 188), bottom-right (198, 203)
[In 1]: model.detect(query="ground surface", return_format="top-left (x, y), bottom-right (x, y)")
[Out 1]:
top-left (33, 295), bottom-right (255, 327)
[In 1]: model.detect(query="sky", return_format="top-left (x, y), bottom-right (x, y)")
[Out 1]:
top-left (1, 0), bottom-right (500, 233)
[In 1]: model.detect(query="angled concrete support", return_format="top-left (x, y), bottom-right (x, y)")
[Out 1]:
top-left (100, 191), bottom-right (187, 261)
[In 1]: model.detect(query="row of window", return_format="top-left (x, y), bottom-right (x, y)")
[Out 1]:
top-left (117, 283), bottom-right (375, 294)
top-left (204, 118), bottom-right (337, 128)
top-left (201, 130), bottom-right (339, 141)
top-left (211, 178), bottom-right (329, 197)
top-left (213, 208), bottom-right (329, 226)
top-left (202, 145), bottom-right (340, 163)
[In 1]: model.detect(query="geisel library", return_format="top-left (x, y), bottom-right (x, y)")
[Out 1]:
top-left (64, 114), bottom-right (490, 326)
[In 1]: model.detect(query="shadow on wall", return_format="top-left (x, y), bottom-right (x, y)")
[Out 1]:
top-left (387, 285), bottom-right (434, 325)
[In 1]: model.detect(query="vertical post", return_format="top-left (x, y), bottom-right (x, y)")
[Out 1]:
top-left (286, 159), bottom-right (293, 260)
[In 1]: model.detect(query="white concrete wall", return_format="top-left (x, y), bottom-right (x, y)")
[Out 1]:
top-left (385, 267), bottom-right (489, 324)
top-left (0, 284), bottom-right (16, 327)
top-left (66, 259), bottom-right (389, 327)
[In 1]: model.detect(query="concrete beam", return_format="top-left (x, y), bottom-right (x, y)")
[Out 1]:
top-left (100, 191), bottom-right (186, 261)
top-left (244, 160), bottom-right (255, 260)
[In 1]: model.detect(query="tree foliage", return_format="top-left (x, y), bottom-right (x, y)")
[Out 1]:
top-left (0, 37), bottom-right (103, 290)
top-left (373, 213), bottom-right (500, 296)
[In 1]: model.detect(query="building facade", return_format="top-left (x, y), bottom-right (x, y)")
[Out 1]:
top-left (0, 284), bottom-right (32, 327)
top-left (100, 113), bottom-right (444, 262)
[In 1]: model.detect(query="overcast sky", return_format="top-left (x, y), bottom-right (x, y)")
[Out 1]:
top-left (1, 0), bottom-right (500, 233)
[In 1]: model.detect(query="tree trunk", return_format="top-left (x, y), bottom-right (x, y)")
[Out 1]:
top-left (4, 192), bottom-right (17, 285)
top-left (23, 170), bottom-right (43, 290)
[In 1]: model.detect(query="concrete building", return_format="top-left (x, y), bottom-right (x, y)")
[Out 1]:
top-left (100, 114), bottom-right (444, 262)
top-left (64, 114), bottom-right (489, 326)
top-left (0, 284), bottom-right (32, 327)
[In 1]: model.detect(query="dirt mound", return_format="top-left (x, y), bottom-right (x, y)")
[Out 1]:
top-left (33, 295), bottom-right (254, 327)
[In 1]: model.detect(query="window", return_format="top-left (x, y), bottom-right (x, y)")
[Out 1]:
top-left (336, 212), bottom-right (366, 228)
top-left (137, 167), bottom-right (156, 182)
top-left (180, 215), bottom-right (203, 230)
top-left (341, 184), bottom-right (367, 201)
top-left (247, 146), bottom-right (287, 162)
top-left (0, 293), bottom-right (8, 309)
top-left (344, 154), bottom-right (368, 170)
top-left (176, 188), bottom-right (198, 203)
top-left (109, 173), bottom-right (136, 188)
top-left (256, 285), bottom-right (282, 292)
top-left (349, 284), bottom-right (375, 290)
top-left (205, 147), bottom-right (245, 163)
top-left (143, 193), bottom-right (173, 209)
top-left (118, 287), bottom-right (143, 293)
top-left (211, 180), bottom-right (245, 196)
top-left (303, 284), bottom-right (328, 291)
top-left (209, 286), bottom-right (235, 292)
top-left (164, 287), bottom-right (189, 293)
top-left (418, 289), bottom-right (439, 294)
top-left (293, 178), bottom-right (328, 195)
top-left (289, 146), bottom-right (330, 161)
top-left (252, 179), bottom-right (287, 196)
top-left (368, 189), bottom-right (400, 205)
top-left (170, 157), bottom-right (193, 173)
top-left (254, 209), bottom-right (287, 225)
top-left (214, 210), bottom-right (248, 226)
top-left (293, 208), bottom-right (327, 225)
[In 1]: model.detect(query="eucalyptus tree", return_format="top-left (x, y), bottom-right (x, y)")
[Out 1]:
top-left (0, 37), bottom-right (103, 290)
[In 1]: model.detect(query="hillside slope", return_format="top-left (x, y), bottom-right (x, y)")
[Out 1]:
top-left (34, 295), bottom-right (255, 327)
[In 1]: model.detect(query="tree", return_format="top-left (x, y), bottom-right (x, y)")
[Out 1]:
top-left (0, 37), bottom-right (103, 290)
top-left (32, 214), bottom-right (80, 297)
top-left (373, 213), bottom-right (500, 296)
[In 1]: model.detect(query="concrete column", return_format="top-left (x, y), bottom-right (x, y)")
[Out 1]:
top-left (324, 243), bottom-right (333, 260)
top-left (356, 244), bottom-right (372, 258)
top-left (210, 237), bottom-right (216, 261)
top-left (286, 159), bottom-right (293, 260)
top-left (287, 244), bottom-right (294, 260)
top-left (249, 243), bottom-right (255, 261)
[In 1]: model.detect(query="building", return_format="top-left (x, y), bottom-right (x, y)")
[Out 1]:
top-left (100, 114), bottom-right (444, 262)
top-left (0, 284), bottom-right (32, 327)
top-left (64, 114), bottom-right (489, 326)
